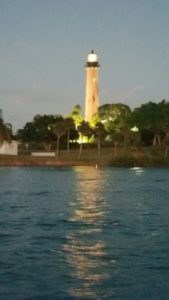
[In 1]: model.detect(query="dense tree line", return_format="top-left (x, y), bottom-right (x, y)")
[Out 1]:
top-left (1, 100), bottom-right (169, 157)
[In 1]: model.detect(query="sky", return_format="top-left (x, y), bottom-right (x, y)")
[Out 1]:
top-left (1, 0), bottom-right (169, 131)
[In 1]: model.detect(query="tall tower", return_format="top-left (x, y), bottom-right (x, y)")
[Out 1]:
top-left (85, 50), bottom-right (100, 122)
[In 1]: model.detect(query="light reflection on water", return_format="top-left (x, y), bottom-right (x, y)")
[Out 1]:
top-left (130, 166), bottom-right (144, 176)
top-left (1, 167), bottom-right (169, 299)
top-left (63, 167), bottom-right (110, 299)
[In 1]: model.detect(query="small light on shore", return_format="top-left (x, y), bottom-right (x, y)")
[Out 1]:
top-left (131, 126), bottom-right (139, 132)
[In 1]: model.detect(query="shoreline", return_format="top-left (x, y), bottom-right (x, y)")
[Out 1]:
top-left (1, 157), bottom-right (169, 168)
top-left (0, 160), bottom-right (94, 168)
top-left (0, 156), bottom-right (96, 168)
top-left (1, 147), bottom-right (169, 168)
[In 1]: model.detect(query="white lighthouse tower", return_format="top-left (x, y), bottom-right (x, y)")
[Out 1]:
top-left (85, 50), bottom-right (100, 122)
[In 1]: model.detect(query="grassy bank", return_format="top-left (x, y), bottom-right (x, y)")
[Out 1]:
top-left (1, 146), bottom-right (169, 167)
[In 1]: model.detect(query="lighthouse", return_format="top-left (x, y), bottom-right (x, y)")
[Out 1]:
top-left (85, 50), bottom-right (100, 122)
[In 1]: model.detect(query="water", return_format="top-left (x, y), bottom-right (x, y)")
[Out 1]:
top-left (0, 166), bottom-right (169, 300)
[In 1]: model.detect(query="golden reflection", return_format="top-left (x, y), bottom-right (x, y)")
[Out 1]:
top-left (70, 167), bottom-right (105, 225)
top-left (64, 167), bottom-right (110, 299)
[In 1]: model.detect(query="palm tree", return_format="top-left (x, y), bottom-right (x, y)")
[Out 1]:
top-left (77, 121), bottom-right (93, 158)
top-left (64, 117), bottom-right (75, 155)
top-left (111, 131), bottom-right (123, 159)
top-left (51, 120), bottom-right (66, 158)
top-left (70, 105), bottom-right (83, 128)
top-left (0, 110), bottom-right (11, 146)
top-left (94, 122), bottom-right (107, 156)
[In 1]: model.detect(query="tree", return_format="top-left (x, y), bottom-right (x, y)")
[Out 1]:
top-left (158, 100), bottom-right (169, 155)
top-left (163, 132), bottom-right (169, 157)
top-left (98, 103), bottom-right (132, 144)
top-left (98, 103), bottom-right (131, 133)
top-left (97, 103), bottom-right (132, 151)
top-left (77, 121), bottom-right (93, 158)
top-left (131, 102), bottom-right (163, 146)
top-left (70, 105), bottom-right (84, 128)
top-left (94, 122), bottom-right (107, 156)
top-left (51, 119), bottom-right (66, 158)
top-left (111, 131), bottom-right (123, 158)
top-left (64, 117), bottom-right (76, 155)
top-left (0, 109), bottom-right (12, 146)
top-left (159, 100), bottom-right (169, 135)
top-left (17, 114), bottom-right (62, 150)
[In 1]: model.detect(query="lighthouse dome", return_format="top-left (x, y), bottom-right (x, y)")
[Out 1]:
top-left (87, 50), bottom-right (98, 63)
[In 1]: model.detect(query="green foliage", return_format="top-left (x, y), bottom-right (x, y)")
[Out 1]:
top-left (98, 103), bottom-right (131, 132)
top-left (77, 121), bottom-right (93, 157)
top-left (158, 100), bottom-right (169, 133)
top-left (77, 121), bottom-right (93, 141)
top-left (93, 122), bottom-right (107, 156)
top-left (51, 119), bottom-right (67, 158)
top-left (94, 122), bottom-right (106, 139)
top-left (131, 100), bottom-right (169, 146)
top-left (7, 99), bottom-right (169, 155)
top-left (18, 114), bottom-right (63, 143)
top-left (131, 101), bottom-right (162, 131)
top-left (0, 110), bottom-right (12, 145)
top-left (70, 105), bottom-right (84, 126)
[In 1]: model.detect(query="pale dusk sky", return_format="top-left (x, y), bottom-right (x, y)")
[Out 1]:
top-left (1, 0), bottom-right (169, 130)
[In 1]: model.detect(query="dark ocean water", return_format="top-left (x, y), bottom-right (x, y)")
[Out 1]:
top-left (0, 166), bottom-right (169, 300)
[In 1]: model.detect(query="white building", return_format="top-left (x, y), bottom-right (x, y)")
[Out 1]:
top-left (0, 140), bottom-right (18, 155)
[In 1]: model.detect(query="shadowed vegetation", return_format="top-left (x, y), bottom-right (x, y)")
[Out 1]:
top-left (1, 100), bottom-right (169, 166)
